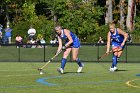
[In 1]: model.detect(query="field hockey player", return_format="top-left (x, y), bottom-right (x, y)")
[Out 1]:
top-left (106, 22), bottom-right (128, 72)
top-left (55, 25), bottom-right (84, 74)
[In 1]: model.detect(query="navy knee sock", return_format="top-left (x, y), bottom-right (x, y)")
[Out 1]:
top-left (61, 58), bottom-right (67, 70)
top-left (117, 57), bottom-right (120, 62)
top-left (112, 55), bottom-right (117, 68)
top-left (76, 58), bottom-right (83, 67)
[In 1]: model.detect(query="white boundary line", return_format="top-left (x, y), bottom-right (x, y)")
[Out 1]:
top-left (0, 74), bottom-right (39, 77)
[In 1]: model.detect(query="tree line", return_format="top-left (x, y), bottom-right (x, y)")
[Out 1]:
top-left (0, 0), bottom-right (140, 43)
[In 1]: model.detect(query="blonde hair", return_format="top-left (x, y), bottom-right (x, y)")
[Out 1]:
top-left (55, 25), bottom-right (61, 30)
top-left (109, 22), bottom-right (115, 27)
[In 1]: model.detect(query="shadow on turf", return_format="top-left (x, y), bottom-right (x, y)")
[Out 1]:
top-left (116, 69), bottom-right (128, 72)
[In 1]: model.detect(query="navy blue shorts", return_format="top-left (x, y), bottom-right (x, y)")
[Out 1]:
top-left (112, 42), bottom-right (125, 49)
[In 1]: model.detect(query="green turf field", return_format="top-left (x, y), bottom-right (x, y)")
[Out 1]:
top-left (0, 62), bottom-right (140, 93)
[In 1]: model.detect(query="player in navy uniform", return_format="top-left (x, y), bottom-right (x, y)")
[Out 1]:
top-left (106, 23), bottom-right (128, 72)
top-left (55, 25), bottom-right (84, 74)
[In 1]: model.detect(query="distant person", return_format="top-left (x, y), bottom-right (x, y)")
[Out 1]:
top-left (0, 29), bottom-right (2, 38)
top-left (15, 34), bottom-right (23, 48)
top-left (0, 24), bottom-right (3, 38)
top-left (97, 36), bottom-right (104, 44)
top-left (38, 37), bottom-right (46, 48)
top-left (50, 38), bottom-right (58, 47)
top-left (30, 38), bottom-right (36, 48)
top-left (36, 34), bottom-right (46, 48)
top-left (106, 22), bottom-right (128, 72)
top-left (40, 38), bottom-right (46, 44)
top-left (127, 32), bottom-right (132, 43)
top-left (28, 26), bottom-right (36, 40)
top-left (0, 24), bottom-right (3, 44)
top-left (26, 40), bottom-right (32, 48)
top-left (4, 25), bottom-right (12, 44)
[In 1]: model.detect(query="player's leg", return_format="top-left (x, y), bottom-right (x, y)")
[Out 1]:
top-left (117, 45), bottom-right (125, 61)
top-left (57, 47), bottom-right (71, 74)
top-left (113, 45), bottom-right (125, 71)
top-left (72, 47), bottom-right (82, 66)
top-left (111, 44), bottom-right (124, 71)
top-left (110, 43), bottom-right (119, 71)
top-left (110, 48), bottom-right (118, 69)
top-left (72, 48), bottom-right (84, 73)
top-left (113, 51), bottom-right (118, 70)
top-left (117, 50), bottom-right (123, 61)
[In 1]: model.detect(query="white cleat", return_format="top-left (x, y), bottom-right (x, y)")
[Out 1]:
top-left (109, 67), bottom-right (115, 72)
top-left (77, 67), bottom-right (83, 73)
top-left (77, 63), bottom-right (84, 73)
top-left (57, 67), bottom-right (64, 74)
top-left (113, 67), bottom-right (118, 71)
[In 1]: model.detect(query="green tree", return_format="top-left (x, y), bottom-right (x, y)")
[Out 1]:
top-left (52, 0), bottom-right (106, 43)
top-left (2, 0), bottom-right (140, 43)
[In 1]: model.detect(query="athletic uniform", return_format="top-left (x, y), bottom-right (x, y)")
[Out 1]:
top-left (58, 29), bottom-right (80, 48)
top-left (110, 28), bottom-right (125, 49)
top-left (110, 28), bottom-right (125, 70)
top-left (57, 29), bottom-right (83, 74)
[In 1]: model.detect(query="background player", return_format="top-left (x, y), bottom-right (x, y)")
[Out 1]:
top-left (106, 23), bottom-right (128, 72)
top-left (55, 25), bottom-right (84, 74)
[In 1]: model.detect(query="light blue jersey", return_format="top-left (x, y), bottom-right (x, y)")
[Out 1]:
top-left (110, 28), bottom-right (125, 48)
top-left (59, 29), bottom-right (80, 48)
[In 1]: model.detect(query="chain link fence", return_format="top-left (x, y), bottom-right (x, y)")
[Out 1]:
top-left (0, 43), bottom-right (139, 62)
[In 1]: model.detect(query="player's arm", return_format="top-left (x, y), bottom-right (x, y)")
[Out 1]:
top-left (57, 35), bottom-right (63, 53)
top-left (106, 32), bottom-right (111, 53)
top-left (118, 28), bottom-right (128, 47)
top-left (63, 29), bottom-right (73, 47)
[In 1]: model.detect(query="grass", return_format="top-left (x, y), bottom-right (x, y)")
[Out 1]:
top-left (0, 45), bottom-right (139, 93)
top-left (0, 62), bottom-right (140, 93)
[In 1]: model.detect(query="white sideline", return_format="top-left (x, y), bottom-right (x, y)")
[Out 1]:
top-left (0, 74), bottom-right (39, 77)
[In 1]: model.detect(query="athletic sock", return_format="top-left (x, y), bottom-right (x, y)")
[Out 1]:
top-left (112, 55), bottom-right (117, 68)
top-left (117, 57), bottom-right (120, 62)
top-left (61, 58), bottom-right (67, 70)
top-left (76, 58), bottom-right (83, 67)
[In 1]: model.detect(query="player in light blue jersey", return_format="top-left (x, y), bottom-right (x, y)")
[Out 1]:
top-left (55, 25), bottom-right (84, 74)
top-left (106, 23), bottom-right (128, 72)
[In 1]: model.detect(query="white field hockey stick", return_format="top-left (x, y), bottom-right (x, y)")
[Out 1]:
top-left (38, 49), bottom-right (62, 72)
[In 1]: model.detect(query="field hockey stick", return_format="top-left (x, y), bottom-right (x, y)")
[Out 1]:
top-left (98, 47), bottom-right (120, 60)
top-left (38, 49), bottom-right (62, 72)
top-left (98, 50), bottom-right (112, 60)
